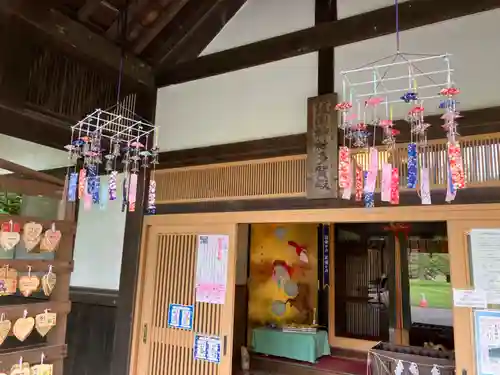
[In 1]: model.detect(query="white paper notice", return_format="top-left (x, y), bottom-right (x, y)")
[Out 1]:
top-left (195, 235), bottom-right (229, 304)
top-left (453, 289), bottom-right (487, 308)
top-left (470, 229), bottom-right (500, 303)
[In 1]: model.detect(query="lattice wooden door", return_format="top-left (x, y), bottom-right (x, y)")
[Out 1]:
top-left (133, 224), bottom-right (237, 375)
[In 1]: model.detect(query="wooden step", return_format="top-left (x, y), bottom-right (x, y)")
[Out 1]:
top-left (249, 354), bottom-right (365, 375)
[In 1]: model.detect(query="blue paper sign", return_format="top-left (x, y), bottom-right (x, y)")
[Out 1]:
top-left (168, 304), bottom-right (194, 330)
top-left (322, 224), bottom-right (330, 289)
top-left (194, 334), bottom-right (221, 364)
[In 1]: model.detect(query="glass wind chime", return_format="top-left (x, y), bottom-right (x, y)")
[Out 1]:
top-left (335, 0), bottom-right (464, 208)
top-left (64, 110), bottom-right (158, 214)
top-left (62, 4), bottom-right (158, 215)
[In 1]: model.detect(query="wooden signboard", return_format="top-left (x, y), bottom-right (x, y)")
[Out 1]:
top-left (306, 93), bottom-right (338, 199)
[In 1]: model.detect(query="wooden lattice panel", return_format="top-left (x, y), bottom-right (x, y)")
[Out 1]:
top-left (157, 133), bottom-right (500, 203)
top-left (352, 133), bottom-right (500, 191)
top-left (156, 155), bottom-right (307, 203)
top-left (148, 234), bottom-right (221, 375)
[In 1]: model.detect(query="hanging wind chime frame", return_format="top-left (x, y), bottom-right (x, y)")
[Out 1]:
top-left (336, 0), bottom-right (465, 208)
top-left (63, 2), bottom-right (159, 215)
top-left (71, 106), bottom-right (156, 143)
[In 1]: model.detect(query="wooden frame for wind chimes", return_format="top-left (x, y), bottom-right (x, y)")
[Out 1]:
top-left (0, 158), bottom-right (75, 375)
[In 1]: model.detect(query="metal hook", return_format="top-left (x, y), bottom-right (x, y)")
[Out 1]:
top-left (48, 265), bottom-right (53, 274)
top-left (40, 352), bottom-right (45, 365)
top-left (23, 309), bottom-right (28, 319)
top-left (27, 265), bottom-right (32, 278)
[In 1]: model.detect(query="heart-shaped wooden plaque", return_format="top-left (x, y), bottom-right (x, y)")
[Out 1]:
top-left (9, 363), bottom-right (30, 375)
top-left (41, 273), bottom-right (56, 296)
top-left (0, 267), bottom-right (18, 296)
top-left (30, 364), bottom-right (53, 375)
top-left (18, 275), bottom-right (40, 297)
top-left (13, 317), bottom-right (34, 341)
top-left (0, 320), bottom-right (11, 345)
top-left (40, 229), bottom-right (62, 252)
top-left (35, 312), bottom-right (56, 337)
top-left (22, 222), bottom-right (43, 251)
top-left (0, 232), bottom-right (20, 251)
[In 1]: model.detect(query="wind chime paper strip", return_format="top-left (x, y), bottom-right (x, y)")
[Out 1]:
top-left (390, 167), bottom-right (399, 205)
top-left (364, 147), bottom-right (378, 194)
top-left (338, 146), bottom-right (351, 189)
top-left (99, 178), bottom-right (109, 210)
top-left (363, 171), bottom-right (374, 208)
top-left (128, 173), bottom-right (138, 212)
top-left (78, 169), bottom-right (86, 199)
top-left (447, 142), bottom-right (465, 189)
top-left (147, 180), bottom-right (156, 214)
top-left (420, 167), bottom-right (431, 205)
top-left (355, 166), bottom-right (363, 202)
top-left (92, 173), bottom-right (100, 204)
top-left (195, 235), bottom-right (229, 304)
top-left (381, 163), bottom-right (392, 202)
top-left (83, 179), bottom-right (92, 211)
top-left (108, 171), bottom-right (118, 201)
top-left (407, 143), bottom-right (418, 188)
top-left (121, 175), bottom-right (128, 212)
top-left (67, 172), bottom-right (78, 202)
top-left (445, 164), bottom-right (456, 203)
top-left (341, 163), bottom-right (353, 200)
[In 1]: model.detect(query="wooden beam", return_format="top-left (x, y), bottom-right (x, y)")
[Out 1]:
top-left (105, 0), bottom-right (149, 40)
top-left (155, 187), bottom-right (500, 215)
top-left (78, 0), bottom-right (102, 22)
top-left (0, 159), bottom-right (65, 187)
top-left (148, 0), bottom-right (247, 68)
top-left (156, 105), bottom-right (500, 169)
top-left (0, 0), bottom-right (154, 90)
top-left (132, 0), bottom-right (191, 54)
top-left (315, 0), bottom-right (336, 95)
top-left (0, 101), bottom-right (71, 150)
top-left (156, 0), bottom-right (500, 86)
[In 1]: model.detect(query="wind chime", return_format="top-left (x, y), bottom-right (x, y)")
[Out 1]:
top-left (63, 4), bottom-right (158, 215)
top-left (335, 0), bottom-right (464, 207)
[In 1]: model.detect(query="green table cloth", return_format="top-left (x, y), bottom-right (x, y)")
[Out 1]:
top-left (251, 327), bottom-right (330, 363)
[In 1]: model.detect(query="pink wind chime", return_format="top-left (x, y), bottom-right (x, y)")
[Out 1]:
top-left (335, 0), bottom-right (465, 208)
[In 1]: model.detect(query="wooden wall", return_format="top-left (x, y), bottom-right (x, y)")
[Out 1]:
top-left (65, 287), bottom-right (118, 375)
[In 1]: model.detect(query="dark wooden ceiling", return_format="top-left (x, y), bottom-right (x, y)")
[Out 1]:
top-left (56, 0), bottom-right (246, 69)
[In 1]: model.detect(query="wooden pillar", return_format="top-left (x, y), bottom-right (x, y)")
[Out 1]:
top-left (110, 88), bottom-right (157, 375)
top-left (315, 0), bottom-right (337, 332)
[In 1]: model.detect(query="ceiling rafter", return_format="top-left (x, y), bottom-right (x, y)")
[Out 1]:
top-left (0, 0), bottom-right (154, 90)
top-left (156, 0), bottom-right (500, 87)
top-left (131, 0), bottom-right (190, 54)
top-left (77, 0), bottom-right (102, 22)
top-left (105, 0), bottom-right (149, 40)
top-left (149, 0), bottom-right (247, 68)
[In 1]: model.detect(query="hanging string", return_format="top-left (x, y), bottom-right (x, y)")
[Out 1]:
top-left (395, 0), bottom-right (400, 53)
top-left (116, 0), bottom-right (131, 105)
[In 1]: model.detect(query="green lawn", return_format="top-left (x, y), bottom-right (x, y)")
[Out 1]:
top-left (409, 279), bottom-right (452, 309)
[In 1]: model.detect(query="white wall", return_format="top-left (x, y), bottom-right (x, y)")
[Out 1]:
top-left (337, 0), bottom-right (409, 19)
top-left (0, 134), bottom-right (70, 173)
top-left (71, 174), bottom-right (127, 290)
top-left (156, 4), bottom-right (500, 151)
top-left (156, 0), bottom-right (317, 151)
